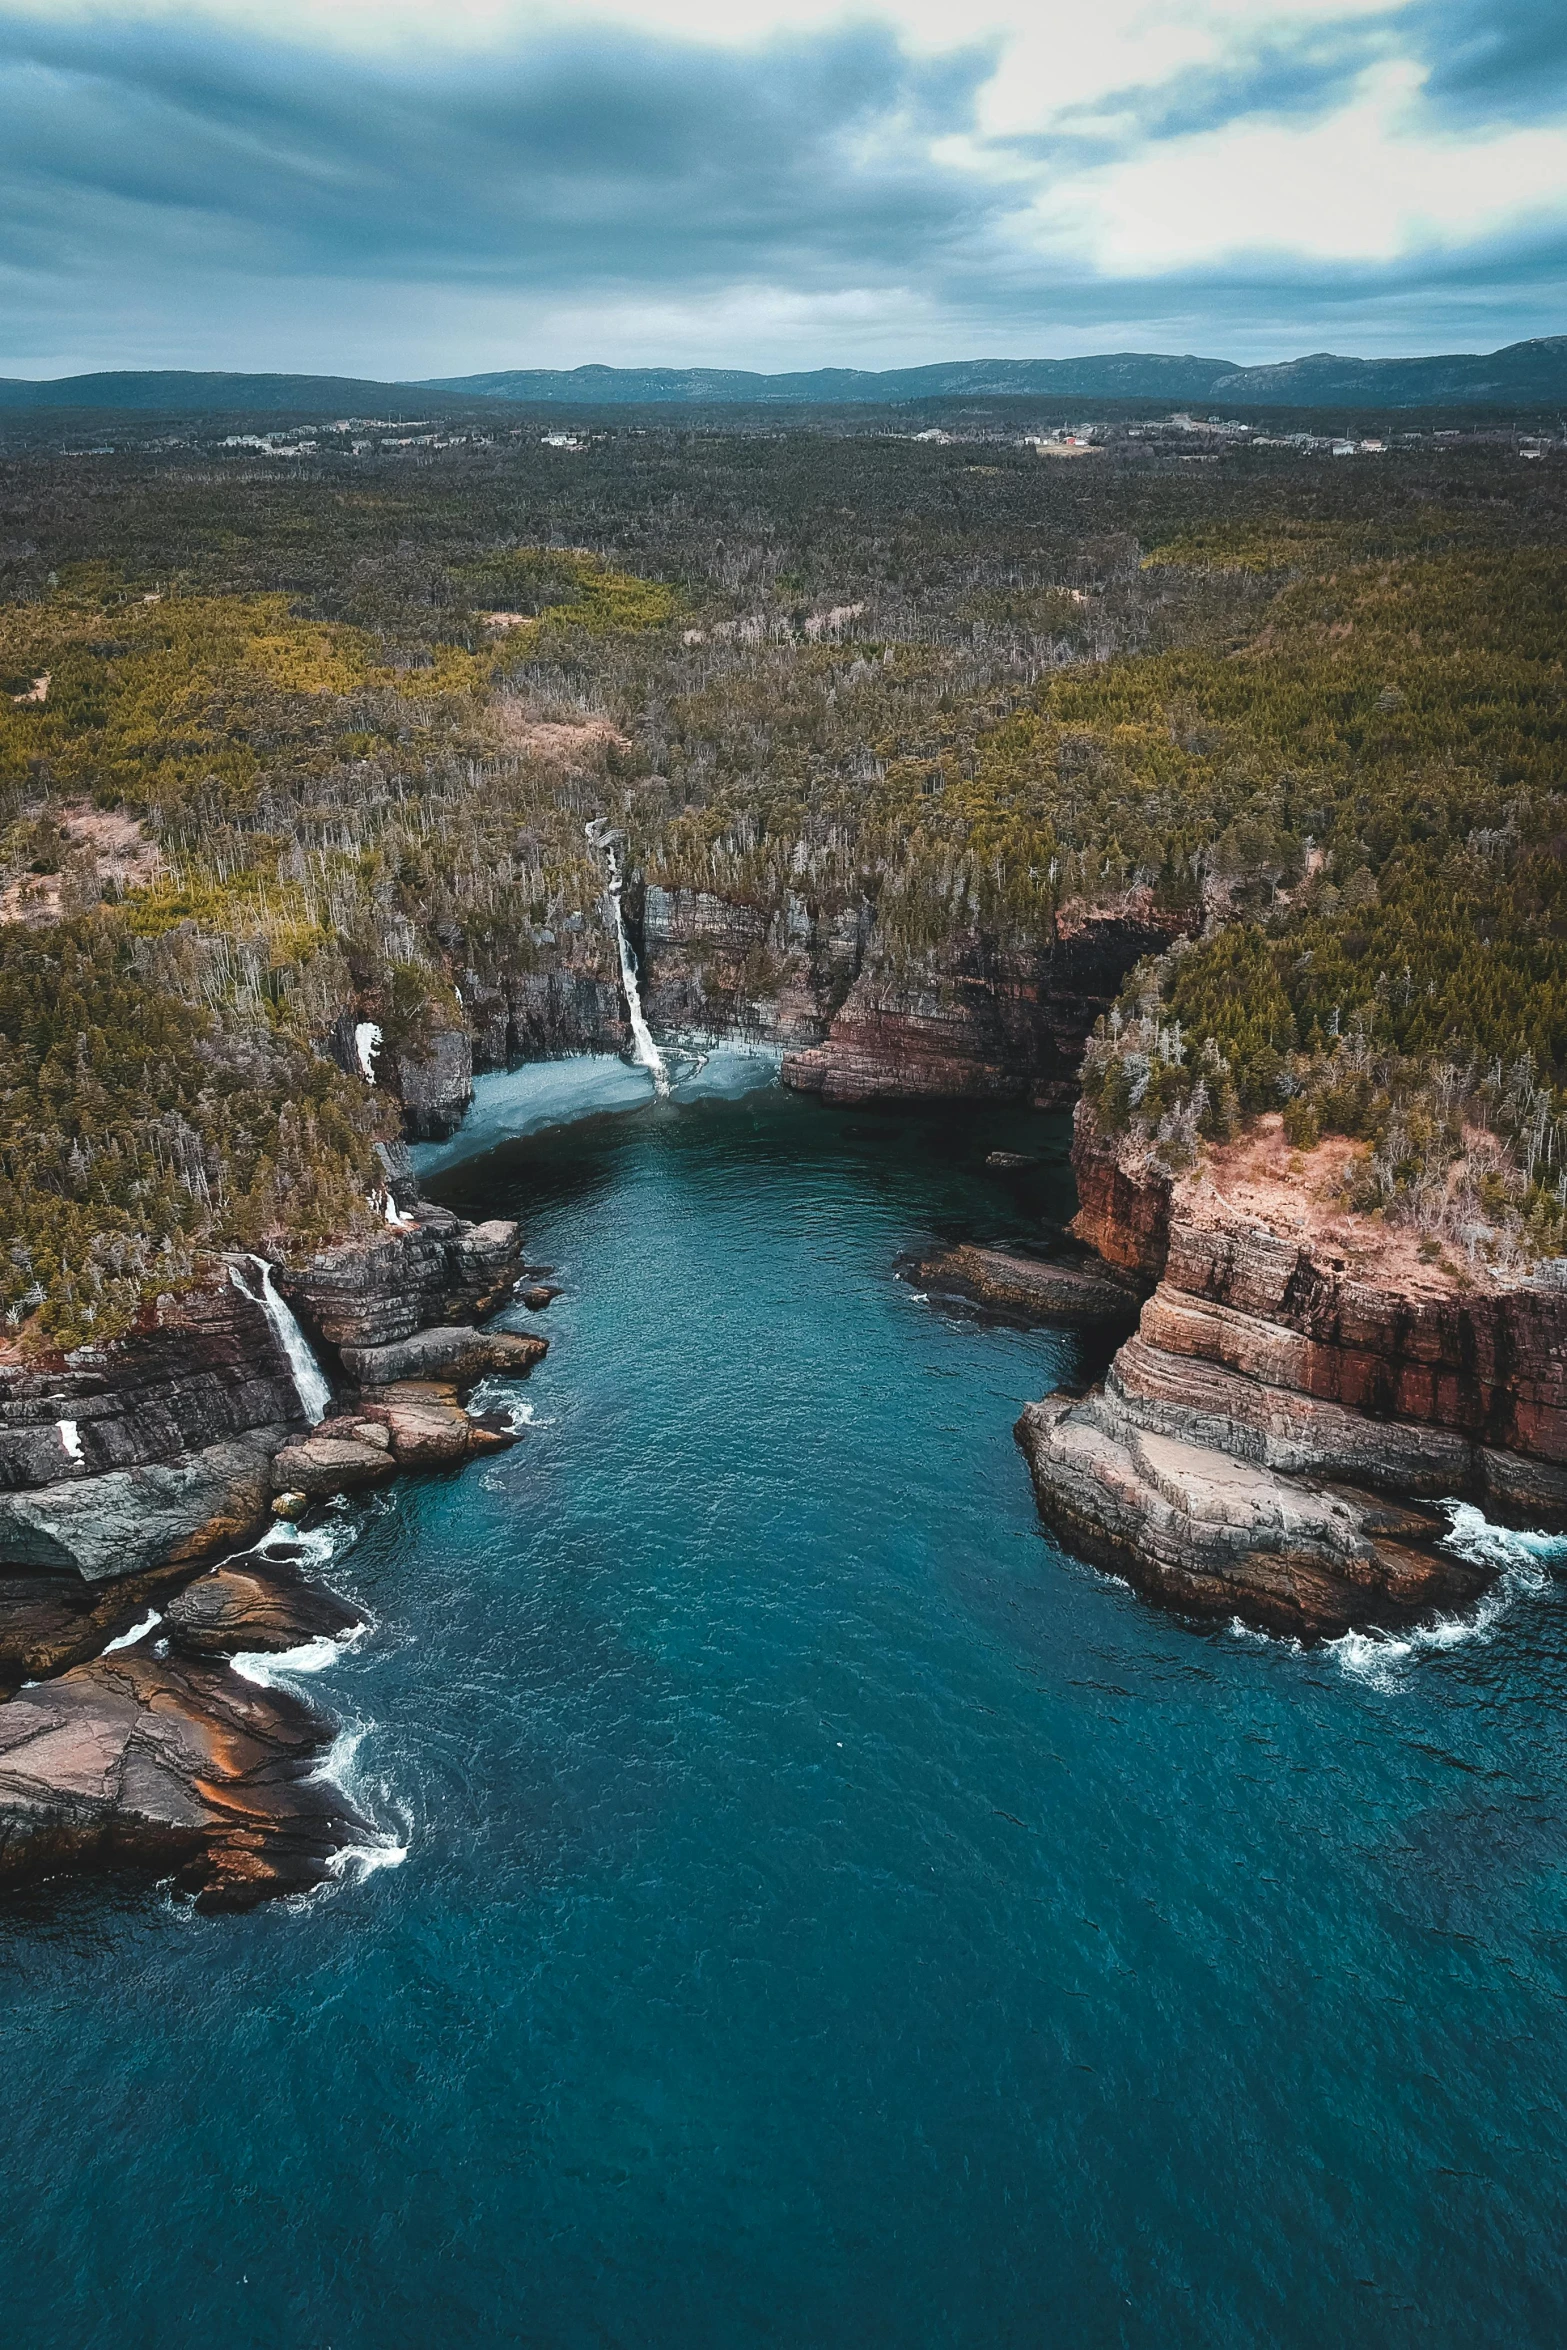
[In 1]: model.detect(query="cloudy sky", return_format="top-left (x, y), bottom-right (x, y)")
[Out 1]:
top-left (2, 0), bottom-right (1563, 378)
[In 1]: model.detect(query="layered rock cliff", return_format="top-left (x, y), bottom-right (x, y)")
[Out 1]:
top-left (782, 900), bottom-right (1186, 1105)
top-left (340, 879), bottom-right (1177, 1135)
top-left (0, 1194), bottom-right (545, 1902)
top-left (1018, 1108), bottom-right (1567, 1637)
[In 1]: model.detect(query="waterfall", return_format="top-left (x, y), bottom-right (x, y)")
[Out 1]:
top-left (230, 1256), bottom-right (333, 1425)
top-left (586, 823), bottom-right (670, 1098)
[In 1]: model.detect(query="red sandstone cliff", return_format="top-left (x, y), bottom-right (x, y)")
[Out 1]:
top-left (783, 899), bottom-right (1188, 1105)
top-left (1018, 1109), bottom-right (1567, 1637)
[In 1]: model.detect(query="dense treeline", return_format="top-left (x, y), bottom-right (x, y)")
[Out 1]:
top-left (0, 916), bottom-right (390, 1345)
top-left (1078, 551), bottom-right (1567, 1261)
top-left (0, 421), bottom-right (1563, 1342)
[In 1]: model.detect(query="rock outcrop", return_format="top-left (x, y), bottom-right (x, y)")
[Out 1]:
top-left (356, 1380), bottom-right (519, 1465)
top-left (1019, 1111), bottom-right (1567, 1635)
top-left (1016, 1394), bottom-right (1491, 1639)
top-left (283, 1205), bottom-right (523, 1356)
top-left (274, 1381), bottom-right (520, 1493)
top-left (162, 1550), bottom-right (365, 1657)
top-left (0, 1180), bottom-right (543, 1902)
top-left (338, 1325), bottom-right (546, 1389)
top-left (0, 1432), bottom-right (285, 1582)
top-left (782, 902), bottom-right (1184, 1105)
top-left (919, 1245), bottom-right (1141, 1326)
top-left (0, 1641), bottom-right (369, 1909)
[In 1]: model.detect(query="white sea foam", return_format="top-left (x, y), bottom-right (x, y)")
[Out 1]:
top-left (230, 1625), bottom-right (366, 1686)
top-left (313, 1724), bottom-right (411, 1883)
top-left (1325, 1500), bottom-right (1567, 1690)
top-left (102, 1608), bottom-right (161, 1653)
top-left (466, 1377), bottom-right (540, 1433)
top-left (250, 1513), bottom-right (347, 1573)
top-left (1228, 1616), bottom-right (1303, 1653)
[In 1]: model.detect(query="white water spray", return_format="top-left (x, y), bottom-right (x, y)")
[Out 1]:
top-left (586, 822), bottom-right (669, 1098)
top-left (1323, 1501), bottom-right (1567, 1691)
top-left (230, 1255), bottom-right (333, 1424)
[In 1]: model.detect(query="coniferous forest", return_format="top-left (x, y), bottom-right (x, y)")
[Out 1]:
top-left (0, 408), bottom-right (1563, 1345)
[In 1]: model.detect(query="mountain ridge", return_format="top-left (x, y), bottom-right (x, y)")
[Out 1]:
top-left (0, 337), bottom-right (1563, 414)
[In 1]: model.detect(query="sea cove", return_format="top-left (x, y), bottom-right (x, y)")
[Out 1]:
top-left (4, 1063), bottom-right (1567, 2348)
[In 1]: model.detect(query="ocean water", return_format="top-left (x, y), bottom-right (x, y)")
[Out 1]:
top-left (5, 1056), bottom-right (1567, 2350)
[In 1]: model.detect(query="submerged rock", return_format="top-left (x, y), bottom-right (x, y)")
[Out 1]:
top-left (0, 1648), bottom-right (367, 1909)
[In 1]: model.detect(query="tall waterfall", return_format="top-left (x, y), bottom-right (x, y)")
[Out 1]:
top-left (230, 1256), bottom-right (333, 1424)
top-left (587, 823), bottom-right (670, 1098)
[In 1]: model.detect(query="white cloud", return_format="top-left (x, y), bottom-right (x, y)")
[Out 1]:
top-left (1025, 59), bottom-right (1567, 273)
top-left (2, 0), bottom-right (1565, 371)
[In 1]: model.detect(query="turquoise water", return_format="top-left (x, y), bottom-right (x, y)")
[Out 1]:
top-left (5, 1058), bottom-right (1567, 2349)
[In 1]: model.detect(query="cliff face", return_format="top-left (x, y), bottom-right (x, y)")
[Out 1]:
top-left (0, 1281), bottom-right (298, 1493)
top-left (351, 885), bottom-right (1174, 1131)
top-left (1067, 1106), bottom-right (1173, 1278)
top-left (1019, 1112), bottom-right (1567, 1636)
top-left (638, 883), bottom-right (829, 1048)
top-left (338, 876), bottom-right (1179, 1129)
top-left (0, 1204), bottom-right (529, 1582)
top-left (281, 1204), bottom-right (522, 1355)
top-left (0, 1196), bottom-right (542, 1902)
top-left (781, 903), bottom-right (1184, 1105)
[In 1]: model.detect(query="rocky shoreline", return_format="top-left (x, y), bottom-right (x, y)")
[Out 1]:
top-left (9, 867), bottom-right (1563, 1905)
top-left (0, 1189), bottom-right (547, 1906)
top-left (1014, 1107), bottom-right (1567, 1639)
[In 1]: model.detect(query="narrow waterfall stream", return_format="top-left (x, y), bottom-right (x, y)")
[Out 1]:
top-left (230, 1255), bottom-right (334, 1423)
top-left (587, 822), bottom-right (670, 1098)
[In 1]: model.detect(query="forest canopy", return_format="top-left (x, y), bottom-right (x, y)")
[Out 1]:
top-left (0, 417), bottom-right (1562, 1343)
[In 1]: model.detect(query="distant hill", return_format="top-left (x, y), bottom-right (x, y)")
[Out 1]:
top-left (0, 339), bottom-right (1563, 415)
top-left (0, 370), bottom-right (470, 416)
top-left (424, 340), bottom-right (1567, 409)
top-left (421, 354), bottom-right (1240, 405)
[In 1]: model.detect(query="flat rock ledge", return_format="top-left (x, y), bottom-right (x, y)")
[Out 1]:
top-left (338, 1324), bottom-right (547, 1389)
top-left (920, 1244), bottom-right (1141, 1326)
top-left (1015, 1390), bottom-right (1492, 1641)
top-left (0, 1431), bottom-right (287, 1584)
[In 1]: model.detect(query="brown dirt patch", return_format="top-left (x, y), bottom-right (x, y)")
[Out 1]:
top-left (1185, 1114), bottom-right (1475, 1297)
top-left (0, 802), bottom-right (161, 924)
top-left (489, 701), bottom-right (630, 770)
